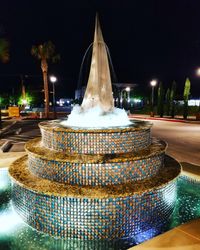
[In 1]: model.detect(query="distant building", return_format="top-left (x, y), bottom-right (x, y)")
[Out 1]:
top-left (177, 99), bottom-right (200, 106)
top-left (75, 86), bottom-right (86, 100)
top-left (112, 83), bottom-right (141, 109)
top-left (188, 99), bottom-right (200, 106)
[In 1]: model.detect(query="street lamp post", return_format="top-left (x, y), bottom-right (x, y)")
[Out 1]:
top-left (125, 87), bottom-right (131, 111)
top-left (120, 87), bottom-right (131, 109)
top-left (150, 79), bottom-right (157, 116)
top-left (49, 75), bottom-right (57, 118)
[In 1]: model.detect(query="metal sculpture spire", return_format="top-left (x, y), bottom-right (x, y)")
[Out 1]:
top-left (81, 14), bottom-right (114, 112)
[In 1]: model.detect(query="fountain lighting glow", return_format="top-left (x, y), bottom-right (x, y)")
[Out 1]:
top-left (0, 168), bottom-right (10, 191)
top-left (134, 227), bottom-right (161, 244)
top-left (0, 204), bottom-right (23, 234)
top-left (163, 185), bottom-right (177, 207)
top-left (61, 105), bottom-right (132, 128)
top-left (1, 175), bottom-right (200, 249)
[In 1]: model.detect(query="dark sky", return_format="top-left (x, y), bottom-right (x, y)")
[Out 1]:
top-left (0, 0), bottom-right (200, 98)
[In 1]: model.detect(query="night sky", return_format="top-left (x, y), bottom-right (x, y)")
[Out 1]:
top-left (0, 0), bottom-right (200, 99)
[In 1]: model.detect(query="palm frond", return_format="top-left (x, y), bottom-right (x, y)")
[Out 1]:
top-left (31, 41), bottom-right (60, 62)
top-left (0, 39), bottom-right (9, 63)
top-left (31, 46), bottom-right (41, 59)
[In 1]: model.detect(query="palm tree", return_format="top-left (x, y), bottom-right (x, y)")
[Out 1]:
top-left (183, 77), bottom-right (191, 119)
top-left (0, 38), bottom-right (9, 63)
top-left (165, 88), bottom-right (170, 116)
top-left (170, 81), bottom-right (176, 118)
top-left (31, 41), bottom-right (60, 118)
top-left (157, 82), bottom-right (164, 117)
top-left (0, 38), bottom-right (9, 125)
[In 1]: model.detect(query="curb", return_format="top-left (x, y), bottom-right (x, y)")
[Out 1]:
top-left (0, 140), bottom-right (12, 153)
top-left (129, 116), bottom-right (200, 124)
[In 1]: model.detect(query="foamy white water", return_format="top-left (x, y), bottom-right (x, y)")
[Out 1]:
top-left (61, 105), bottom-right (132, 128)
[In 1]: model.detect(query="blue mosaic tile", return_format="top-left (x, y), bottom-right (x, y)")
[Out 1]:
top-left (40, 128), bottom-right (151, 154)
top-left (28, 153), bottom-right (164, 186)
top-left (12, 180), bottom-right (177, 240)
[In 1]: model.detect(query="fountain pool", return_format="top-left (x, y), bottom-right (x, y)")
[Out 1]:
top-left (0, 169), bottom-right (200, 250)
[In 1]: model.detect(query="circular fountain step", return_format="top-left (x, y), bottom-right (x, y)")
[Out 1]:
top-left (9, 155), bottom-right (181, 240)
top-left (25, 137), bottom-right (167, 186)
top-left (39, 120), bottom-right (152, 154)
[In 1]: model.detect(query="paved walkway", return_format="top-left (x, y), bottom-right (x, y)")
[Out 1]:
top-left (0, 152), bottom-right (26, 168)
top-left (131, 219), bottom-right (200, 250)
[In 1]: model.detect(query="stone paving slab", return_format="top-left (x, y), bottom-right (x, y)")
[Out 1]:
top-left (181, 162), bottom-right (200, 181)
top-left (131, 219), bottom-right (200, 250)
top-left (9, 143), bottom-right (25, 152)
top-left (177, 219), bottom-right (200, 240)
top-left (129, 219), bottom-right (200, 250)
top-left (0, 152), bottom-right (26, 168)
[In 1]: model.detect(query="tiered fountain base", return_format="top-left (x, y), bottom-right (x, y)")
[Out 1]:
top-left (9, 120), bottom-right (181, 240)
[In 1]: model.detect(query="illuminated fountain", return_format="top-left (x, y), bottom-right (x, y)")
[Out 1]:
top-left (9, 15), bottom-right (181, 243)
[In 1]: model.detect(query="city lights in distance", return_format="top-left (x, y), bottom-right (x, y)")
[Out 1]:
top-left (133, 98), bottom-right (142, 103)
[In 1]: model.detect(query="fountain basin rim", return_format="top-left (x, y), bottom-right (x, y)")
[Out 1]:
top-left (25, 137), bottom-right (167, 163)
top-left (9, 155), bottom-right (181, 198)
top-left (39, 119), bottom-right (152, 133)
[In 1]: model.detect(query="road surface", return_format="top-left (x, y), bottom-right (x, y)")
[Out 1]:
top-left (1, 119), bottom-right (200, 167)
top-left (150, 120), bottom-right (200, 166)
top-left (0, 120), bottom-right (41, 152)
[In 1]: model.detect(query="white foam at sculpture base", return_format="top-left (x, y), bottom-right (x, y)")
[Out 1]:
top-left (61, 105), bottom-right (132, 128)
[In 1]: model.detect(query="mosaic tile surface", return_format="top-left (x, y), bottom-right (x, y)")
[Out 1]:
top-left (40, 126), bottom-right (151, 154)
top-left (28, 152), bottom-right (165, 186)
top-left (9, 119), bottom-right (181, 240)
top-left (12, 180), bottom-right (177, 240)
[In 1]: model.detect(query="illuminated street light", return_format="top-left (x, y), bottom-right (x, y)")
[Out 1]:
top-left (150, 80), bottom-right (157, 87)
top-left (22, 99), bottom-right (28, 105)
top-left (125, 87), bottom-right (131, 104)
top-left (119, 86), bottom-right (132, 109)
top-left (150, 79), bottom-right (157, 107)
top-left (49, 75), bottom-right (57, 118)
top-left (50, 75), bottom-right (57, 83)
top-left (196, 68), bottom-right (200, 76)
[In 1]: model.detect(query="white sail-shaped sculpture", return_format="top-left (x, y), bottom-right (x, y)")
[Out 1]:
top-left (62, 15), bottom-right (131, 128)
top-left (81, 15), bottom-right (114, 112)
